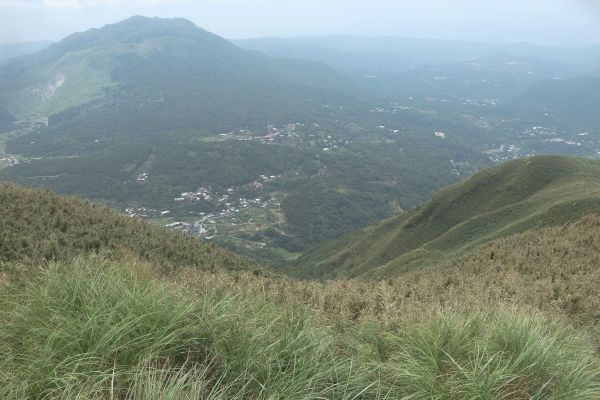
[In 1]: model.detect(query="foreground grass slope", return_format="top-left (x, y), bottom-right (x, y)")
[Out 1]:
top-left (0, 179), bottom-right (599, 397)
top-left (291, 156), bottom-right (600, 278)
top-left (197, 214), bottom-right (600, 336)
top-left (1, 255), bottom-right (598, 399)
top-left (0, 182), bottom-right (261, 274)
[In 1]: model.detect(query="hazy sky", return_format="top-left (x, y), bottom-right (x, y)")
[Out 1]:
top-left (1, 0), bottom-right (600, 46)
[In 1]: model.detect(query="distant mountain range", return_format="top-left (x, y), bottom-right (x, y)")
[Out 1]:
top-left (291, 156), bottom-right (600, 278)
top-left (238, 35), bottom-right (600, 128)
top-left (237, 35), bottom-right (600, 74)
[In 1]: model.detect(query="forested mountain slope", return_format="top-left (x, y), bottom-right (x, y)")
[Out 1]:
top-left (0, 16), bottom-right (363, 156)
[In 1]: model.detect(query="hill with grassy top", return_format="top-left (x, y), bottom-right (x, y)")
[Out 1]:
top-left (0, 181), bottom-right (261, 275)
top-left (180, 213), bottom-right (600, 353)
top-left (291, 156), bottom-right (600, 278)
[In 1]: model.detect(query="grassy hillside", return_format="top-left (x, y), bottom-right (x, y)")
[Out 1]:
top-left (204, 214), bottom-right (600, 332)
top-left (0, 181), bottom-right (261, 274)
top-left (1, 181), bottom-right (600, 397)
top-left (291, 156), bottom-right (600, 278)
top-left (1, 219), bottom-right (599, 398)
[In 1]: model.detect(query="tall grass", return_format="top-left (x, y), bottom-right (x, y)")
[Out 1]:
top-left (384, 314), bottom-right (599, 399)
top-left (1, 255), bottom-right (599, 399)
top-left (0, 256), bottom-right (387, 399)
top-left (180, 214), bottom-right (600, 337)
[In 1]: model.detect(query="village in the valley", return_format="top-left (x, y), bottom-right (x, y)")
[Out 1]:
top-left (124, 171), bottom-right (286, 251)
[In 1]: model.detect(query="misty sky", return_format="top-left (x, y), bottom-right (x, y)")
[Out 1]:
top-left (1, 0), bottom-right (600, 46)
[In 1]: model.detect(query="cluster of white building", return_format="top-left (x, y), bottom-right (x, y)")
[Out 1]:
top-left (0, 154), bottom-right (19, 167)
top-left (123, 207), bottom-right (170, 218)
top-left (174, 186), bottom-right (213, 202)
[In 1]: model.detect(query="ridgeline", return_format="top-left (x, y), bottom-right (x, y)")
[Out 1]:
top-left (291, 156), bottom-right (600, 278)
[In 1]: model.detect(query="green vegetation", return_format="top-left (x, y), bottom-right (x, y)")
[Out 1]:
top-left (1, 176), bottom-right (600, 397)
top-left (3, 256), bottom-right (375, 399)
top-left (1, 255), bottom-right (598, 399)
top-left (2, 20), bottom-right (600, 398)
top-left (0, 182), bottom-right (260, 274)
top-left (209, 214), bottom-right (600, 334)
top-left (2, 120), bottom-right (480, 262)
top-left (3, 17), bottom-right (600, 267)
top-left (292, 156), bottom-right (600, 278)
